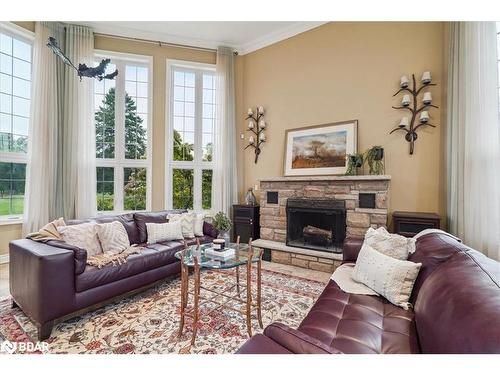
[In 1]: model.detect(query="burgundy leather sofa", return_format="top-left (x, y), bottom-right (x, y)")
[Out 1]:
top-left (9, 210), bottom-right (218, 341)
top-left (237, 232), bottom-right (500, 354)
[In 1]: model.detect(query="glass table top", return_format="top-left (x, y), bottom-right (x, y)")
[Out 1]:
top-left (174, 242), bottom-right (260, 269)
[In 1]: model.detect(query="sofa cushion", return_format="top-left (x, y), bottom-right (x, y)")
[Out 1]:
top-left (297, 280), bottom-right (420, 354)
top-left (96, 221), bottom-right (130, 253)
top-left (235, 334), bottom-right (293, 354)
top-left (414, 247), bottom-right (500, 353)
top-left (58, 222), bottom-right (103, 256)
top-left (134, 210), bottom-right (186, 244)
top-left (75, 235), bottom-right (212, 292)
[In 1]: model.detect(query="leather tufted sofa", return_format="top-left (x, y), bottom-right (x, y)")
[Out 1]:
top-left (9, 210), bottom-right (218, 341)
top-left (237, 232), bottom-right (500, 354)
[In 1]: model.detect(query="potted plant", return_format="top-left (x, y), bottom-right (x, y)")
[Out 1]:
top-left (364, 146), bottom-right (385, 175)
top-left (345, 153), bottom-right (364, 176)
top-left (213, 211), bottom-right (232, 243)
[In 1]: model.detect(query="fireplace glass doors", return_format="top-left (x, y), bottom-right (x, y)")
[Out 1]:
top-left (286, 198), bottom-right (346, 253)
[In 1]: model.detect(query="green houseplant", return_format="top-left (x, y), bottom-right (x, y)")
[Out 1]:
top-left (364, 146), bottom-right (385, 175)
top-left (345, 153), bottom-right (364, 176)
top-left (213, 211), bottom-right (232, 242)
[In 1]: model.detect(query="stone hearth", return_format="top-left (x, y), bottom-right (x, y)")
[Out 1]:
top-left (254, 175), bottom-right (390, 272)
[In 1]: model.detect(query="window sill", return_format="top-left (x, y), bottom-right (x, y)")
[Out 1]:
top-left (0, 218), bottom-right (23, 226)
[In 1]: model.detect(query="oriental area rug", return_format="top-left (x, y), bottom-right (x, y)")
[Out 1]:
top-left (0, 268), bottom-right (325, 354)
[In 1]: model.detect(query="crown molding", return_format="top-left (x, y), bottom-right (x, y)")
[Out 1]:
top-left (237, 21), bottom-right (327, 55)
top-left (78, 21), bottom-right (327, 55)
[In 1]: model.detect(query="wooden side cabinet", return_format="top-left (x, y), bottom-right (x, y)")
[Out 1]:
top-left (392, 211), bottom-right (441, 237)
top-left (232, 205), bottom-right (260, 244)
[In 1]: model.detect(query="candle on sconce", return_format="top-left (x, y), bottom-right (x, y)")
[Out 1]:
top-left (258, 120), bottom-right (266, 129)
top-left (401, 94), bottom-right (411, 106)
top-left (258, 106), bottom-right (264, 115)
top-left (420, 111), bottom-right (429, 123)
top-left (423, 92), bottom-right (432, 105)
top-left (247, 108), bottom-right (254, 116)
top-left (259, 132), bottom-right (266, 142)
top-left (421, 71), bottom-right (432, 84)
top-left (400, 75), bottom-right (409, 88)
top-left (399, 117), bottom-right (409, 128)
top-left (248, 120), bottom-right (254, 129)
top-left (249, 136), bottom-right (255, 144)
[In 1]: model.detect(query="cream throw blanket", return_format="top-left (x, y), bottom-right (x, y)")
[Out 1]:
top-left (330, 263), bottom-right (379, 296)
top-left (27, 218), bottom-right (143, 268)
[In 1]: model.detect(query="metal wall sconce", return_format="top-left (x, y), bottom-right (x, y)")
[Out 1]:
top-left (244, 106), bottom-right (267, 163)
top-left (389, 72), bottom-right (438, 155)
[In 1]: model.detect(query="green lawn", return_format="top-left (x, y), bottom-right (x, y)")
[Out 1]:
top-left (0, 195), bottom-right (24, 216)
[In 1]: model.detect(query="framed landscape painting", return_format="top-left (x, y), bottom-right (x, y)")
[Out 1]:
top-left (284, 120), bottom-right (357, 176)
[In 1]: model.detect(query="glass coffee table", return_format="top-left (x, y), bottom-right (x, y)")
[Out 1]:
top-left (175, 240), bottom-right (263, 346)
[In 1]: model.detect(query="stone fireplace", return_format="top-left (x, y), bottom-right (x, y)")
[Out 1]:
top-left (286, 198), bottom-right (346, 253)
top-left (251, 175), bottom-right (390, 273)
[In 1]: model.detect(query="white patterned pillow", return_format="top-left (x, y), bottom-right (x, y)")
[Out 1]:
top-left (364, 227), bottom-right (416, 260)
top-left (352, 243), bottom-right (422, 309)
top-left (96, 221), bottom-right (130, 254)
top-left (146, 222), bottom-right (184, 244)
top-left (58, 222), bottom-right (103, 256)
top-left (167, 213), bottom-right (195, 238)
top-left (191, 212), bottom-right (205, 236)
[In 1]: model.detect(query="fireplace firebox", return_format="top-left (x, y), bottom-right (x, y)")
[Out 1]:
top-left (286, 198), bottom-right (346, 253)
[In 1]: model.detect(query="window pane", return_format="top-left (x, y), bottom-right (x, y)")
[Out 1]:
top-left (95, 73), bottom-right (115, 159)
top-left (96, 167), bottom-right (114, 211)
top-left (0, 162), bottom-right (26, 216)
top-left (0, 35), bottom-right (12, 55)
top-left (185, 72), bottom-right (195, 87)
top-left (13, 39), bottom-right (31, 61)
top-left (124, 167), bottom-right (146, 210)
top-left (172, 168), bottom-right (193, 210)
top-left (125, 65), bottom-right (136, 81)
top-left (173, 130), bottom-right (194, 161)
top-left (0, 73), bottom-right (11, 94)
top-left (12, 96), bottom-right (29, 117)
top-left (124, 64), bottom-right (149, 160)
top-left (0, 54), bottom-right (12, 74)
top-left (174, 71), bottom-right (184, 86)
top-left (202, 133), bottom-right (213, 162)
top-left (0, 113), bottom-right (10, 132)
top-left (125, 80), bottom-right (136, 96)
top-left (0, 93), bottom-right (12, 113)
top-left (13, 77), bottom-right (30, 98)
top-left (12, 58), bottom-right (30, 80)
top-left (202, 169), bottom-right (212, 210)
top-left (13, 116), bottom-right (28, 136)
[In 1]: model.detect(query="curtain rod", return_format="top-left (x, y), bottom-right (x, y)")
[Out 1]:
top-left (94, 32), bottom-right (239, 55)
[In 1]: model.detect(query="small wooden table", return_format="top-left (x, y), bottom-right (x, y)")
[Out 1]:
top-left (175, 241), bottom-right (263, 346)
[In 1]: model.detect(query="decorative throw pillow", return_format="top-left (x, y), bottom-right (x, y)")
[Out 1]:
top-left (146, 222), bottom-right (184, 244)
top-left (96, 221), bottom-right (130, 254)
top-left (58, 222), bottom-right (103, 256)
top-left (364, 226), bottom-right (416, 260)
top-left (191, 212), bottom-right (205, 237)
top-left (352, 243), bottom-right (422, 310)
top-left (167, 213), bottom-right (195, 238)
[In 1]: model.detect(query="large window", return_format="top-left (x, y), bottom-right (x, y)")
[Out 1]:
top-left (167, 61), bottom-right (215, 211)
top-left (0, 25), bottom-right (32, 220)
top-left (94, 52), bottom-right (151, 213)
top-left (497, 22), bottom-right (500, 109)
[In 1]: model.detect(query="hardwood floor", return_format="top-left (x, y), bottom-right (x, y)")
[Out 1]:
top-left (0, 261), bottom-right (330, 298)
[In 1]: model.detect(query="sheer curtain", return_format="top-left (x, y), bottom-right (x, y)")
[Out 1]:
top-left (213, 47), bottom-right (238, 216)
top-left (447, 22), bottom-right (500, 260)
top-left (23, 22), bottom-right (95, 235)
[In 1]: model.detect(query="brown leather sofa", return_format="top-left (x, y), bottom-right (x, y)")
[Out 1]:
top-left (9, 210), bottom-right (218, 341)
top-left (237, 232), bottom-right (500, 354)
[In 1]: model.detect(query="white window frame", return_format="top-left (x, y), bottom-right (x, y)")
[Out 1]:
top-left (94, 50), bottom-right (153, 215)
top-left (165, 59), bottom-right (215, 212)
top-left (0, 22), bottom-right (34, 223)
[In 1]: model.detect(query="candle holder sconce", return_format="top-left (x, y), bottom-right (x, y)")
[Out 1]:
top-left (244, 106), bottom-right (267, 163)
top-left (390, 72), bottom-right (438, 155)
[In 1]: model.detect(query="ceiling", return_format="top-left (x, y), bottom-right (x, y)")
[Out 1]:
top-left (76, 21), bottom-right (326, 55)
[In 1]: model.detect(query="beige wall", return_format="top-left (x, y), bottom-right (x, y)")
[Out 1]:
top-left (1, 21), bottom-right (448, 256)
top-left (238, 22), bottom-right (447, 229)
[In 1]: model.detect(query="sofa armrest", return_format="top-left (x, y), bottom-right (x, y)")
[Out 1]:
top-left (342, 238), bottom-right (364, 262)
top-left (43, 239), bottom-right (87, 274)
top-left (9, 239), bottom-right (76, 325)
top-left (263, 322), bottom-right (342, 354)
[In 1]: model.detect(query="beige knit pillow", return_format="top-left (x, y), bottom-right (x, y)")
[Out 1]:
top-left (96, 221), bottom-right (130, 254)
top-left (58, 222), bottom-right (103, 256)
top-left (352, 243), bottom-right (422, 309)
top-left (146, 221), bottom-right (184, 244)
top-left (167, 213), bottom-right (195, 238)
top-left (364, 227), bottom-right (416, 260)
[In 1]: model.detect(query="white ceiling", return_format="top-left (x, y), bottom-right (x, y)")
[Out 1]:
top-left (76, 21), bottom-right (326, 55)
